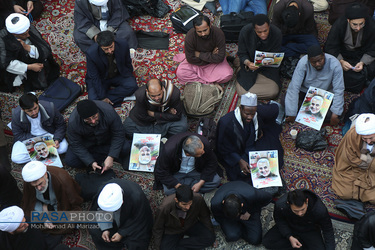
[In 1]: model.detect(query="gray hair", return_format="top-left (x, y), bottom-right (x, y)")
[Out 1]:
top-left (257, 158), bottom-right (270, 167)
top-left (183, 135), bottom-right (202, 155)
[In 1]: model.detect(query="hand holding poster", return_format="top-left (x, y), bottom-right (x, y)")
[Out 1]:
top-left (22, 134), bottom-right (63, 168)
top-left (254, 50), bottom-right (284, 67)
top-left (295, 86), bottom-right (334, 130)
top-left (129, 133), bottom-right (161, 172)
top-left (249, 150), bottom-right (282, 189)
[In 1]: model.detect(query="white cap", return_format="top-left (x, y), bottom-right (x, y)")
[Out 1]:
top-left (22, 161), bottom-right (47, 182)
top-left (240, 92), bottom-right (257, 106)
top-left (0, 206), bottom-right (24, 233)
top-left (98, 183), bottom-right (123, 212)
top-left (88, 0), bottom-right (108, 6)
top-left (355, 113), bottom-right (375, 135)
top-left (6, 13), bottom-right (30, 35)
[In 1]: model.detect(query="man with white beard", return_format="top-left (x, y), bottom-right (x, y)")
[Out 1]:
top-left (21, 161), bottom-right (83, 234)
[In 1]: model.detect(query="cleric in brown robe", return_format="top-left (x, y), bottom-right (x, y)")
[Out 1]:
top-left (21, 161), bottom-right (83, 234)
top-left (333, 113), bottom-right (375, 204)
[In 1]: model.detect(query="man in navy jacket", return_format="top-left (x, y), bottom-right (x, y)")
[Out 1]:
top-left (85, 31), bottom-right (138, 107)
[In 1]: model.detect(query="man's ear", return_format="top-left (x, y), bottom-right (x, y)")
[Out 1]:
top-left (241, 203), bottom-right (244, 207)
top-left (222, 200), bottom-right (225, 204)
top-left (305, 198), bottom-right (309, 204)
top-left (174, 197), bottom-right (178, 203)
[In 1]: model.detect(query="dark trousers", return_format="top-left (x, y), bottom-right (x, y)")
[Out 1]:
top-left (262, 225), bottom-right (325, 250)
top-left (282, 34), bottom-right (319, 58)
top-left (217, 212), bottom-right (262, 245)
top-left (88, 75), bottom-right (138, 107)
top-left (160, 221), bottom-right (215, 250)
top-left (64, 141), bottom-right (131, 169)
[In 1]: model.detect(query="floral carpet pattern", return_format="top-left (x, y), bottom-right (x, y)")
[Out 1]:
top-left (0, 0), bottom-right (361, 248)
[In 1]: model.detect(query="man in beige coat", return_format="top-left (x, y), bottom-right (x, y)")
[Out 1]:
top-left (332, 113), bottom-right (375, 204)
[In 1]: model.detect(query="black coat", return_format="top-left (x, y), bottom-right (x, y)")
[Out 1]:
top-left (216, 104), bottom-right (284, 179)
top-left (237, 23), bottom-right (282, 90)
top-left (0, 26), bottom-right (59, 92)
top-left (154, 132), bottom-right (218, 190)
top-left (67, 100), bottom-right (125, 166)
top-left (325, 16), bottom-right (375, 61)
top-left (211, 181), bottom-right (272, 220)
top-left (274, 189), bottom-right (335, 250)
top-left (351, 211), bottom-right (375, 250)
top-left (91, 179), bottom-right (153, 244)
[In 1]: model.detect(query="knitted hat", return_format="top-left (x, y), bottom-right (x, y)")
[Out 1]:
top-left (77, 100), bottom-right (98, 119)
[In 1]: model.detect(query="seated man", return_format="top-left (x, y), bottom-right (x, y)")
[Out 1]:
top-left (262, 189), bottom-right (335, 250)
top-left (86, 31), bottom-right (138, 107)
top-left (124, 78), bottom-right (187, 138)
top-left (21, 161), bottom-right (83, 234)
top-left (0, 206), bottom-right (50, 249)
top-left (332, 113), bottom-right (375, 204)
top-left (325, 3), bottom-right (375, 93)
top-left (175, 14), bottom-right (233, 86)
top-left (351, 211), bottom-right (375, 249)
top-left (216, 92), bottom-right (284, 183)
top-left (89, 179), bottom-right (153, 250)
top-left (0, 13), bottom-right (60, 92)
top-left (285, 45), bottom-right (344, 126)
top-left (237, 14), bottom-right (282, 99)
top-left (11, 93), bottom-right (68, 164)
top-left (211, 181), bottom-right (272, 245)
top-left (153, 184), bottom-right (215, 250)
top-left (65, 99), bottom-right (131, 172)
top-left (272, 0), bottom-right (319, 58)
top-left (154, 132), bottom-right (221, 195)
top-left (73, 0), bottom-right (137, 52)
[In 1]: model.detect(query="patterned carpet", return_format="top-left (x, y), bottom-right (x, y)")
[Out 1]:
top-left (0, 0), bottom-right (361, 248)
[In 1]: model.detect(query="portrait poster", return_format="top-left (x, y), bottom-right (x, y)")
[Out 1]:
top-left (249, 150), bottom-right (283, 189)
top-left (295, 86), bottom-right (334, 130)
top-left (129, 133), bottom-right (161, 172)
top-left (22, 134), bottom-right (63, 168)
top-left (254, 50), bottom-right (284, 67)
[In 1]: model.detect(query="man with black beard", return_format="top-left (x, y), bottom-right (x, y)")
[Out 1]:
top-left (65, 99), bottom-right (130, 173)
top-left (176, 14), bottom-right (233, 87)
top-left (85, 30), bottom-right (138, 107)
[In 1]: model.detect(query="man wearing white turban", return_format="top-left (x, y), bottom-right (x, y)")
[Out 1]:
top-left (216, 92), bottom-right (284, 184)
top-left (333, 113), bottom-right (375, 204)
top-left (73, 0), bottom-right (137, 52)
top-left (21, 161), bottom-right (83, 234)
top-left (0, 13), bottom-right (60, 92)
top-left (89, 179), bottom-right (153, 250)
top-left (0, 205), bottom-right (64, 249)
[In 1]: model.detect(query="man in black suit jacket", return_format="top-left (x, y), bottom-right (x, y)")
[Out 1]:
top-left (85, 31), bottom-right (138, 107)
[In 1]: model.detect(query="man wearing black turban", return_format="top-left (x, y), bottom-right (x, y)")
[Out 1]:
top-left (325, 3), bottom-right (375, 93)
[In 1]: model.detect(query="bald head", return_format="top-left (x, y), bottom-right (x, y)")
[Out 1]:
top-left (146, 79), bottom-right (164, 103)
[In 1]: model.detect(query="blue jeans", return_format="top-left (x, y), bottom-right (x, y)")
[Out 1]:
top-left (220, 0), bottom-right (267, 15)
top-left (282, 34), bottom-right (319, 58)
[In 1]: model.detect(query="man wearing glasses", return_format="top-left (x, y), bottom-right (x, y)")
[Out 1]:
top-left (325, 3), bottom-right (375, 93)
top-left (65, 99), bottom-right (130, 173)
